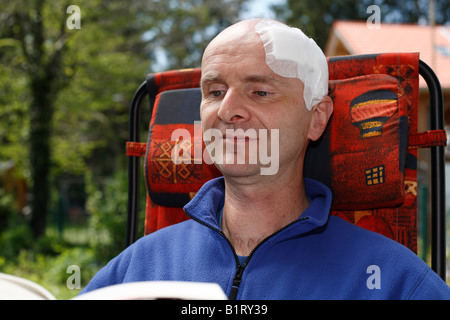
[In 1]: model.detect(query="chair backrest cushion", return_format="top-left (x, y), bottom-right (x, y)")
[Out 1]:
top-left (142, 53), bottom-right (421, 252)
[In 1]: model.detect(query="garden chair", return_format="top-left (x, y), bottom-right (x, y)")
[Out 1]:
top-left (125, 53), bottom-right (447, 280)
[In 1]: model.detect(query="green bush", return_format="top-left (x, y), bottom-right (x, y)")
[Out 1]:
top-left (0, 189), bottom-right (15, 232)
top-left (0, 166), bottom-right (146, 299)
top-left (85, 169), bottom-right (129, 261)
top-left (0, 244), bottom-right (101, 299)
top-left (0, 223), bottom-right (34, 259)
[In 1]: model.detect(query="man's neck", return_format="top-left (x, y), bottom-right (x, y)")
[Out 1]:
top-left (221, 173), bottom-right (310, 256)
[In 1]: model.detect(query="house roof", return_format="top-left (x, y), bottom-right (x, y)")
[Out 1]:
top-left (325, 20), bottom-right (450, 89)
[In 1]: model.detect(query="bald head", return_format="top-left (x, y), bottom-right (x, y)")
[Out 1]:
top-left (201, 19), bottom-right (329, 110)
top-left (202, 19), bottom-right (265, 63)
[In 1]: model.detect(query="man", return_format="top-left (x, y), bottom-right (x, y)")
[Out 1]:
top-left (81, 18), bottom-right (450, 299)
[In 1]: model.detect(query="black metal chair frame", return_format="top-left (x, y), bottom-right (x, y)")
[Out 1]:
top-left (126, 60), bottom-right (447, 281)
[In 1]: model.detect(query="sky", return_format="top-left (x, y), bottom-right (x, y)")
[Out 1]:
top-left (240, 0), bottom-right (286, 19)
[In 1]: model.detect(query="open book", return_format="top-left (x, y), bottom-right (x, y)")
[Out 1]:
top-left (0, 273), bottom-right (56, 300)
top-left (0, 272), bottom-right (227, 300)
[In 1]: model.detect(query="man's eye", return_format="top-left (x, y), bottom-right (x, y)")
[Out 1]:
top-left (211, 91), bottom-right (223, 97)
top-left (255, 91), bottom-right (268, 97)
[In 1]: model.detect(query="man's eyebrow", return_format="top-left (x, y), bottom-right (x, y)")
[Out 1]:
top-left (200, 73), bottom-right (288, 86)
top-left (200, 73), bottom-right (224, 85)
top-left (240, 74), bottom-right (278, 83)
top-left (244, 74), bottom-right (296, 90)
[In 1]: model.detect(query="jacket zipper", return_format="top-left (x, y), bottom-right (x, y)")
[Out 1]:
top-left (229, 264), bottom-right (245, 300)
top-left (184, 208), bottom-right (309, 300)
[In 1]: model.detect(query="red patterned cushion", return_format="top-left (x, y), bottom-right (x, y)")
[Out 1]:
top-left (145, 88), bottom-right (221, 208)
top-left (305, 73), bottom-right (408, 210)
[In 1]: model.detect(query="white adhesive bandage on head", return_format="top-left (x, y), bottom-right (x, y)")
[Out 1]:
top-left (255, 20), bottom-right (328, 110)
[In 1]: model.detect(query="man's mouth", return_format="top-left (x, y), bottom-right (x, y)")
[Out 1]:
top-left (223, 134), bottom-right (256, 144)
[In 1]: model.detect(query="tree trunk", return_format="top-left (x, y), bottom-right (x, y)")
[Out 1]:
top-left (29, 76), bottom-right (53, 238)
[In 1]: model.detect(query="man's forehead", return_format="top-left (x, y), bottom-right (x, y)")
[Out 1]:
top-left (201, 48), bottom-right (283, 86)
top-left (200, 70), bottom-right (292, 87)
top-left (207, 19), bottom-right (262, 45)
top-left (201, 20), bottom-right (264, 64)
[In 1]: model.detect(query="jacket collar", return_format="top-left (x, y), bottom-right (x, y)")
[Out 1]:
top-left (184, 177), bottom-right (333, 232)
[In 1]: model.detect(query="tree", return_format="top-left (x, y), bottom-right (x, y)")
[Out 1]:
top-left (142, 0), bottom-right (247, 70)
top-left (0, 0), bottom-right (248, 238)
top-left (0, 0), bottom-right (74, 237)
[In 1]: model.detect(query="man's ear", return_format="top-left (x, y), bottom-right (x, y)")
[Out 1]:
top-left (307, 96), bottom-right (333, 141)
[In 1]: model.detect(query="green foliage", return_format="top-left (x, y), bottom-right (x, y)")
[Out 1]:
top-left (0, 0), bottom-right (250, 299)
top-left (0, 240), bottom-right (100, 299)
top-left (144, 0), bottom-right (246, 69)
top-left (0, 188), bottom-right (16, 232)
top-left (0, 169), bottom-right (145, 299)
top-left (0, 0), bottom-right (250, 234)
top-left (0, 217), bottom-right (101, 299)
top-left (0, 220), bottom-right (34, 258)
top-left (85, 169), bottom-right (130, 261)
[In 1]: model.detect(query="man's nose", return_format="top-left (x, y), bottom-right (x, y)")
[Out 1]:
top-left (217, 89), bottom-right (250, 123)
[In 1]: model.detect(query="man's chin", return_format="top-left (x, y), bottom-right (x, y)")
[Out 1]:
top-left (215, 163), bottom-right (262, 178)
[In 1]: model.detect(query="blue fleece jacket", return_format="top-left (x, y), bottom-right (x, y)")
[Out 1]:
top-left (81, 177), bottom-right (450, 299)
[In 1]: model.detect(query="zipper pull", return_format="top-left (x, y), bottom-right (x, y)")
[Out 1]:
top-left (229, 265), bottom-right (245, 300)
